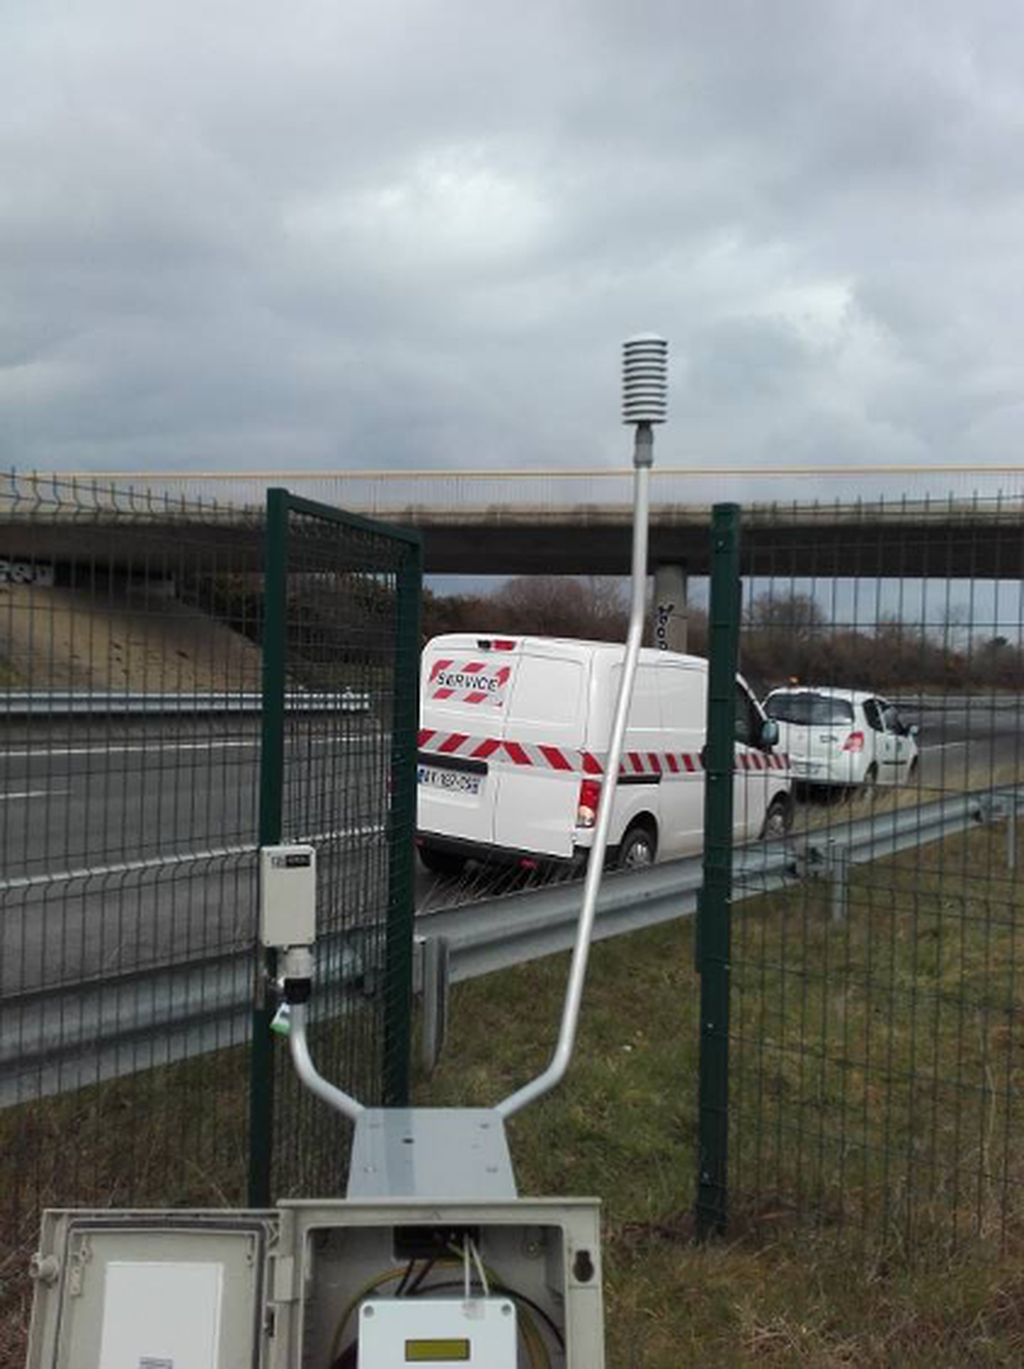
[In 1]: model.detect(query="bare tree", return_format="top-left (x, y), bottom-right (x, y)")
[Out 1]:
top-left (745, 591), bottom-right (825, 640)
top-left (489, 576), bottom-right (628, 638)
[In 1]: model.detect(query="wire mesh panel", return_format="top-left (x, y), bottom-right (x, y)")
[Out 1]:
top-left (253, 491), bottom-right (421, 1201)
top-left (0, 474), bottom-right (420, 1357)
top-left (707, 495), bottom-right (1024, 1254)
top-left (0, 473), bottom-right (267, 1356)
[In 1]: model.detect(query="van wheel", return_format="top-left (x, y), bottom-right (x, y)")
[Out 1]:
top-left (418, 846), bottom-right (467, 878)
top-left (760, 795), bottom-right (793, 841)
top-left (615, 823), bottom-right (657, 870)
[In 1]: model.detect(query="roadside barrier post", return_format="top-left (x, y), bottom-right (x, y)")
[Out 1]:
top-left (419, 935), bottom-right (452, 1075)
top-left (829, 842), bottom-right (850, 922)
top-left (1008, 797), bottom-right (1017, 875)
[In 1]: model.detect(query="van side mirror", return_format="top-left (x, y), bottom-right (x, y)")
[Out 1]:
top-left (759, 718), bottom-right (779, 751)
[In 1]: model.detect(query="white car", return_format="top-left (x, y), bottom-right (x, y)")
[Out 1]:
top-left (762, 686), bottom-right (919, 792)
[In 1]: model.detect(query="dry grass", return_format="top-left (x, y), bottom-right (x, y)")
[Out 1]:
top-left (417, 824), bottom-right (1024, 1366)
top-left (792, 755), bottom-right (1024, 838)
top-left (0, 1047), bottom-right (251, 1364)
top-left (0, 582), bottom-right (263, 691)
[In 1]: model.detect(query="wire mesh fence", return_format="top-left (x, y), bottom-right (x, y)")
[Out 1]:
top-left (5, 469), bottom-right (1023, 1345)
top-left (698, 496), bottom-right (1024, 1256)
top-left (0, 473), bottom-right (419, 1355)
top-left (255, 491), bottom-right (421, 1201)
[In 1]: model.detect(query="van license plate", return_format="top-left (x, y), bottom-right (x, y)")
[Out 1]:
top-left (418, 765), bottom-right (482, 795)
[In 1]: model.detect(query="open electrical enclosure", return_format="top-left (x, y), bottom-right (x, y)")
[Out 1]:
top-left (27, 1199), bottom-right (602, 1368)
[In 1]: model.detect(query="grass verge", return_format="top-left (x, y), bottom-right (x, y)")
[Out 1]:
top-left (2, 818), bottom-right (1022, 1365)
top-left (416, 826), bottom-right (1024, 1365)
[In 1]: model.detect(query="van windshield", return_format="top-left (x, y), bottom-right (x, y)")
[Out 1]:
top-left (765, 692), bottom-right (854, 726)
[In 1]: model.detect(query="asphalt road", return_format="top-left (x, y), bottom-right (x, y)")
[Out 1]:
top-left (0, 719), bottom-right (389, 996)
top-left (1, 698), bottom-right (1021, 995)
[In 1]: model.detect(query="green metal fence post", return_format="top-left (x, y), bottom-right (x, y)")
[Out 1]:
top-left (696, 502), bottom-right (742, 1240)
top-left (383, 537), bottom-right (423, 1105)
top-left (248, 486), bottom-right (289, 1206)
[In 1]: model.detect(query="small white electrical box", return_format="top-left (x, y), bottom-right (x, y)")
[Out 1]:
top-left (259, 844), bottom-right (316, 948)
top-left (357, 1296), bottom-right (518, 1367)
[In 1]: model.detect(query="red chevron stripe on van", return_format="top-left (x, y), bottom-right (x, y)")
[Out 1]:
top-left (417, 729), bottom-right (789, 775)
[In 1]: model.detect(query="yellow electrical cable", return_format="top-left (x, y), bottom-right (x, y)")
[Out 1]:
top-left (327, 1258), bottom-right (467, 1365)
top-left (518, 1306), bottom-right (547, 1368)
top-left (327, 1265), bottom-right (409, 1365)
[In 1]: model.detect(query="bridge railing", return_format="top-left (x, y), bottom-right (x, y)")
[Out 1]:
top-left (15, 464), bottom-right (1024, 516)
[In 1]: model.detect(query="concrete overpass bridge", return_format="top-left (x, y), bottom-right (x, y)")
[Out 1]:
top-left (3, 465), bottom-right (1022, 656)
top-left (3, 466), bottom-right (1023, 579)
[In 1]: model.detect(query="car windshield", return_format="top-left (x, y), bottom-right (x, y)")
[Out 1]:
top-left (764, 692), bottom-right (855, 726)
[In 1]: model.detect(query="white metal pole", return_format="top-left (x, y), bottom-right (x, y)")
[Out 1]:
top-left (497, 336), bottom-right (667, 1120)
top-left (288, 1002), bottom-right (365, 1121)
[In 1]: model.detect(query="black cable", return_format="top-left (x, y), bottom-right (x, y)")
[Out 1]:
top-left (329, 1343), bottom-right (357, 1369)
top-left (393, 1259), bottom-right (416, 1297)
top-left (405, 1258), bottom-right (436, 1296)
top-left (407, 1278), bottom-right (566, 1351)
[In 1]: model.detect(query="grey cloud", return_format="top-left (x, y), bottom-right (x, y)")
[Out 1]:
top-left (3, 0), bottom-right (1024, 477)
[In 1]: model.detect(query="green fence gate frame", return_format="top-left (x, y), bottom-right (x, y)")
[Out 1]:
top-left (248, 488), bottom-right (422, 1206)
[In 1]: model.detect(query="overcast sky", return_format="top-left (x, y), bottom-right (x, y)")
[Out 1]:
top-left (3, 1), bottom-right (1023, 477)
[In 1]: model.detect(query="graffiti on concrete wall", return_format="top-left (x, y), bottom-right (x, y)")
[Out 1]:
top-left (654, 600), bottom-right (675, 649)
top-left (0, 560), bottom-right (54, 586)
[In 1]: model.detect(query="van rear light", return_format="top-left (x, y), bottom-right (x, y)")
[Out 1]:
top-left (577, 778), bottom-right (602, 828)
top-left (476, 638), bottom-right (516, 651)
top-left (842, 731), bottom-right (865, 753)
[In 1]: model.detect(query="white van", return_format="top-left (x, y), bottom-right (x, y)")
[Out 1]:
top-left (416, 633), bottom-right (792, 877)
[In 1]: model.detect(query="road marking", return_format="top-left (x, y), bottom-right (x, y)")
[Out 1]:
top-left (928, 741), bottom-right (969, 752)
top-left (2, 737), bottom-right (377, 760)
top-left (2, 742), bottom-right (259, 759)
top-left (0, 789), bottom-right (70, 801)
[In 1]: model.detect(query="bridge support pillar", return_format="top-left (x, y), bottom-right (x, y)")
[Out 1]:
top-left (653, 564), bottom-right (688, 652)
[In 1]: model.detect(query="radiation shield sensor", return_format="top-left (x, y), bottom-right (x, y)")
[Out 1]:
top-left (259, 843), bottom-right (316, 949)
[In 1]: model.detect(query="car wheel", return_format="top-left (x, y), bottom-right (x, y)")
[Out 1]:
top-left (760, 795), bottom-right (793, 841)
top-left (615, 823), bottom-right (657, 870)
top-left (418, 846), bottom-right (467, 878)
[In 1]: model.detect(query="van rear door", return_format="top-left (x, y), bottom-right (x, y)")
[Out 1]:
top-left (491, 644), bottom-right (587, 860)
top-left (418, 638), bottom-right (517, 849)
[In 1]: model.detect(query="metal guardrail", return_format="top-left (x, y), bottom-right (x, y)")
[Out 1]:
top-left (3, 783), bottom-right (1021, 1108)
top-left (421, 783), bottom-right (1024, 984)
top-left (0, 690), bottom-right (371, 717)
top-left (0, 936), bottom-right (367, 1110)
